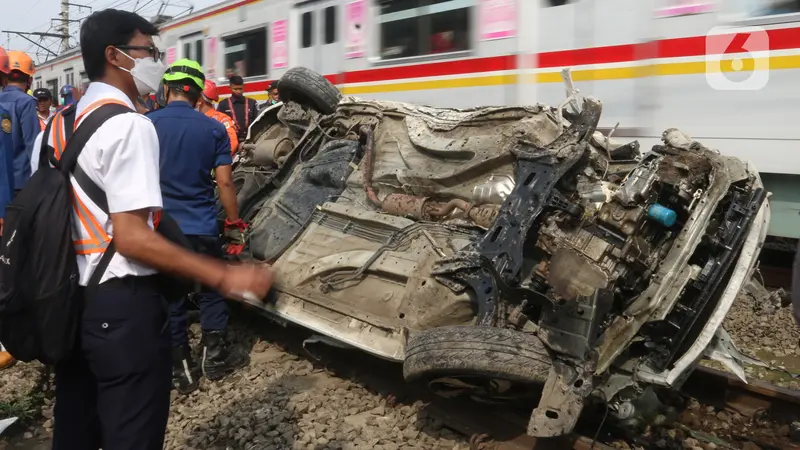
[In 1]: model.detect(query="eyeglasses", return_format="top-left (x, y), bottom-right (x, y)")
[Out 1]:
top-left (116, 45), bottom-right (163, 61)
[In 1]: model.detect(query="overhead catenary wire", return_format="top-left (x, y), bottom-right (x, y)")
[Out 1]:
top-left (7, 0), bottom-right (191, 63)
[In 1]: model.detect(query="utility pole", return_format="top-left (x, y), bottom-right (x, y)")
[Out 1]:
top-left (51, 2), bottom-right (91, 54)
top-left (60, 0), bottom-right (70, 53)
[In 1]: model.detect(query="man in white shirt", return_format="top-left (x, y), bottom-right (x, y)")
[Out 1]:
top-left (32, 9), bottom-right (273, 450)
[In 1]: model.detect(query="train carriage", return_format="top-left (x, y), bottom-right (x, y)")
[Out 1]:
top-left (32, 0), bottom-right (800, 238)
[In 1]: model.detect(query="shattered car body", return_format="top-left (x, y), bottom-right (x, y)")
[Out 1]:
top-left (233, 68), bottom-right (770, 437)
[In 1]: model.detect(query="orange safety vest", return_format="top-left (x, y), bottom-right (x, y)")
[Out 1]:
top-left (204, 108), bottom-right (239, 155)
top-left (49, 99), bottom-right (132, 255)
top-left (38, 116), bottom-right (47, 131)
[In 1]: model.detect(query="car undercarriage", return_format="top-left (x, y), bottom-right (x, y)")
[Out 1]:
top-left (227, 67), bottom-right (770, 438)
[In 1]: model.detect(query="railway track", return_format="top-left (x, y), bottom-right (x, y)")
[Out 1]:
top-left (296, 333), bottom-right (800, 449)
top-left (685, 366), bottom-right (800, 419)
top-left (678, 365), bottom-right (800, 450)
top-left (243, 312), bottom-right (616, 450)
top-left (236, 296), bottom-right (800, 450)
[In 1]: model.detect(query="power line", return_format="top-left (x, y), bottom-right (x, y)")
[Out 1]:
top-left (10, 0), bottom-right (197, 63)
top-left (23, 0), bottom-right (48, 16)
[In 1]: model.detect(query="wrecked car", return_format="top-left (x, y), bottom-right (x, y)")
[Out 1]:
top-left (230, 67), bottom-right (770, 437)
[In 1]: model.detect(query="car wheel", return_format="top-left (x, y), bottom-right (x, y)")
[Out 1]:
top-left (278, 67), bottom-right (342, 115)
top-left (403, 326), bottom-right (551, 404)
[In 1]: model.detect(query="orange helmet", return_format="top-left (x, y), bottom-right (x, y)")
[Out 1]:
top-left (0, 47), bottom-right (8, 74)
top-left (202, 79), bottom-right (219, 102)
top-left (7, 51), bottom-right (35, 77)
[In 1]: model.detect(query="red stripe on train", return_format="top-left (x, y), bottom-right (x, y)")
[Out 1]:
top-left (218, 25), bottom-right (800, 93)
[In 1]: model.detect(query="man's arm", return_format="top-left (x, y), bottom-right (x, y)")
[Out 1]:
top-left (0, 132), bottom-right (12, 234)
top-left (222, 117), bottom-right (239, 154)
top-left (112, 209), bottom-right (226, 286)
top-left (20, 99), bottom-right (40, 164)
top-left (212, 125), bottom-right (238, 221)
top-left (112, 209), bottom-right (272, 298)
top-left (215, 165), bottom-right (238, 222)
top-left (102, 114), bottom-right (270, 298)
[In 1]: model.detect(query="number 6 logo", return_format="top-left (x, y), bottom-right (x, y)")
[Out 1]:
top-left (705, 26), bottom-right (769, 91)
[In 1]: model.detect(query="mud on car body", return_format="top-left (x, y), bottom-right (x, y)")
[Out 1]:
top-left (229, 67), bottom-right (770, 437)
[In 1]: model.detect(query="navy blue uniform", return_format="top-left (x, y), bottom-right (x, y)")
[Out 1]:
top-left (0, 85), bottom-right (40, 190)
top-left (0, 107), bottom-right (14, 216)
top-left (148, 101), bottom-right (232, 346)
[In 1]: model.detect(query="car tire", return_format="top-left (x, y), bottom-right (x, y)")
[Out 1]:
top-left (403, 326), bottom-right (551, 392)
top-left (278, 67), bottom-right (342, 115)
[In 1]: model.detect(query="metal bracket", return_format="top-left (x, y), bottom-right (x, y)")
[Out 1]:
top-left (528, 360), bottom-right (593, 437)
top-left (433, 97), bottom-right (603, 326)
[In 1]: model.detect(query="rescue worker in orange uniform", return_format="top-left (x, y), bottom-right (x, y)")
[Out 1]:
top-left (198, 79), bottom-right (238, 155)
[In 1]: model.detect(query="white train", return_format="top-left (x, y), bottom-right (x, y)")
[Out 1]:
top-left (33, 0), bottom-right (800, 238)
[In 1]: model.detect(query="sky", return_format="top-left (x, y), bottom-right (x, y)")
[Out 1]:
top-left (0, 0), bottom-right (225, 64)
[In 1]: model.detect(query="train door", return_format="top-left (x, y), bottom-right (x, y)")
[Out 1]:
top-left (577, 0), bottom-right (652, 136)
top-left (46, 79), bottom-right (59, 107)
top-left (295, 0), bottom-right (343, 77)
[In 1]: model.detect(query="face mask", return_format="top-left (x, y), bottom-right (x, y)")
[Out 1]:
top-left (116, 49), bottom-right (166, 96)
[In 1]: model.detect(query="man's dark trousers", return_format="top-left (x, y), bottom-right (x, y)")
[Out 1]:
top-left (53, 276), bottom-right (172, 450)
top-left (169, 235), bottom-right (228, 346)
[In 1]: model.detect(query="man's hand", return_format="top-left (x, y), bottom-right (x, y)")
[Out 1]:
top-left (224, 218), bottom-right (247, 256)
top-left (0, 218), bottom-right (4, 236)
top-left (217, 263), bottom-right (273, 304)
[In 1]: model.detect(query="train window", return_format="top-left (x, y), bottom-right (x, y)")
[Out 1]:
top-left (739, 0), bottom-right (800, 17)
top-left (46, 79), bottom-right (58, 104)
top-left (302, 12), bottom-right (314, 48)
top-left (546, 0), bottom-right (571, 6)
top-left (181, 34), bottom-right (205, 66)
top-left (324, 6), bottom-right (337, 44)
top-left (378, 0), bottom-right (471, 60)
top-left (380, 0), bottom-right (418, 13)
top-left (195, 39), bottom-right (204, 67)
top-left (223, 27), bottom-right (268, 78)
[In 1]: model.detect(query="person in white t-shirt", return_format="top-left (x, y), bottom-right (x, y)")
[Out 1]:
top-left (31, 9), bottom-right (273, 450)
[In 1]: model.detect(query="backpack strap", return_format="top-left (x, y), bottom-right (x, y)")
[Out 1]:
top-left (40, 104), bottom-right (76, 170)
top-left (38, 115), bottom-right (56, 170)
top-left (57, 103), bottom-right (134, 287)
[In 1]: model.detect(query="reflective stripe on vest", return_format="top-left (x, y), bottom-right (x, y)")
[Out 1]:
top-left (51, 99), bottom-right (131, 255)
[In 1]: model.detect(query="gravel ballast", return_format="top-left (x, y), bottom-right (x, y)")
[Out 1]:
top-left (1, 310), bottom-right (472, 450)
top-left (1, 280), bottom-right (799, 449)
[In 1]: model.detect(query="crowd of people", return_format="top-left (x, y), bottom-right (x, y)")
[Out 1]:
top-left (0, 8), bottom-right (276, 449)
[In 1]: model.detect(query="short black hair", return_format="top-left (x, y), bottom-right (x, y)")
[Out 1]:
top-left (7, 71), bottom-right (30, 83)
top-left (268, 81), bottom-right (278, 91)
top-left (167, 83), bottom-right (201, 104)
top-left (80, 9), bottom-right (160, 81)
top-left (229, 75), bottom-right (244, 85)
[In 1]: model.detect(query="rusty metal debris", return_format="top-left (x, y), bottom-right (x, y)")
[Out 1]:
top-left (359, 124), bottom-right (499, 228)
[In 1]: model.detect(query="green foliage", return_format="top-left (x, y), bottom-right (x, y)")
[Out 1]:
top-left (0, 391), bottom-right (44, 423)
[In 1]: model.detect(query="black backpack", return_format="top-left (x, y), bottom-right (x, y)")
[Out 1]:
top-left (0, 103), bottom-right (191, 364)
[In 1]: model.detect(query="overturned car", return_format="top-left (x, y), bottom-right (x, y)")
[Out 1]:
top-left (230, 67), bottom-right (770, 437)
